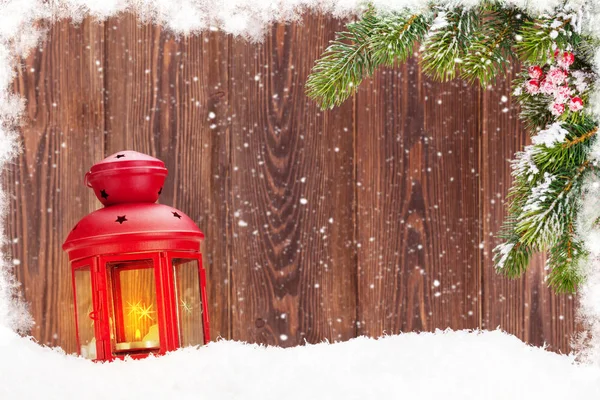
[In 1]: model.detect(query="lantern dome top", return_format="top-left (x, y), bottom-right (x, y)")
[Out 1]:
top-left (62, 203), bottom-right (204, 261)
top-left (85, 150), bottom-right (168, 206)
top-left (64, 150), bottom-right (205, 261)
top-left (88, 150), bottom-right (166, 173)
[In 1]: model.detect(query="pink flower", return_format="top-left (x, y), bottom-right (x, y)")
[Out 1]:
top-left (550, 102), bottom-right (566, 116)
top-left (558, 52), bottom-right (575, 69)
top-left (526, 79), bottom-right (540, 94)
top-left (553, 85), bottom-right (572, 104)
top-left (547, 67), bottom-right (568, 86)
top-left (569, 97), bottom-right (584, 112)
top-left (539, 79), bottom-right (556, 95)
top-left (528, 65), bottom-right (544, 80)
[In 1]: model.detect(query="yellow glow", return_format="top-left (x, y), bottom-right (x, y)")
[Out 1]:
top-left (143, 325), bottom-right (159, 342)
top-left (126, 301), bottom-right (142, 317)
top-left (110, 262), bottom-right (160, 351)
top-left (137, 303), bottom-right (155, 322)
top-left (120, 301), bottom-right (156, 346)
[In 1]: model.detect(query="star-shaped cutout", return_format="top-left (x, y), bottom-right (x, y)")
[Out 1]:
top-left (116, 154), bottom-right (125, 159)
top-left (116, 215), bottom-right (127, 224)
top-left (172, 212), bottom-right (182, 219)
top-left (100, 189), bottom-right (109, 199)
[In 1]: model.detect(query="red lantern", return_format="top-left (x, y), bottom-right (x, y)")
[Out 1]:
top-left (63, 151), bottom-right (210, 361)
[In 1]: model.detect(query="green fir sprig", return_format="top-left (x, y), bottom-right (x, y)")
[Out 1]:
top-left (420, 8), bottom-right (477, 81)
top-left (306, 8), bottom-right (432, 109)
top-left (459, 7), bottom-right (525, 83)
top-left (516, 18), bottom-right (567, 63)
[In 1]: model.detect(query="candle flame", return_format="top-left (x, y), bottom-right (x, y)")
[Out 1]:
top-left (135, 329), bottom-right (141, 341)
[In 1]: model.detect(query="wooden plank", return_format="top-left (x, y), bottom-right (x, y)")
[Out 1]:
top-left (480, 68), bottom-right (577, 353)
top-left (6, 19), bottom-right (106, 352)
top-left (355, 59), bottom-right (482, 335)
top-left (103, 14), bottom-right (231, 340)
top-left (228, 13), bottom-right (357, 346)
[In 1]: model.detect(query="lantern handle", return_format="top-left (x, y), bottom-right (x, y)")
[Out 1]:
top-left (84, 171), bottom-right (93, 188)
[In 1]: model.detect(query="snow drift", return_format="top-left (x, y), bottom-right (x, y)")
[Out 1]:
top-left (1, 327), bottom-right (599, 399)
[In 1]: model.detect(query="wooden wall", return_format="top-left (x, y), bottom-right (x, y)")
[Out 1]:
top-left (5, 13), bottom-right (577, 354)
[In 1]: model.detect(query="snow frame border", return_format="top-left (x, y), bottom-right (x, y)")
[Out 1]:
top-left (0, 0), bottom-right (599, 363)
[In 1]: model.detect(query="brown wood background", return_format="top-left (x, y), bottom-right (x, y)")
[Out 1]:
top-left (4, 13), bottom-right (577, 354)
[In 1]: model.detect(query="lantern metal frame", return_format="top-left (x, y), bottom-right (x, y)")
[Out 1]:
top-left (71, 250), bottom-right (208, 361)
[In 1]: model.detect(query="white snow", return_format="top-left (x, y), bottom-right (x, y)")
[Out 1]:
top-left (575, 171), bottom-right (600, 366)
top-left (531, 123), bottom-right (569, 147)
top-left (522, 172), bottom-right (555, 213)
top-left (494, 242), bottom-right (515, 269)
top-left (429, 12), bottom-right (450, 32)
top-left (1, 327), bottom-right (600, 399)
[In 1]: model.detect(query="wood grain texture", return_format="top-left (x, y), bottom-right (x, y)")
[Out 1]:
top-left (355, 59), bottom-right (482, 335)
top-left (103, 14), bottom-right (231, 340)
top-left (228, 14), bottom-right (357, 346)
top-left (7, 12), bottom-right (578, 354)
top-left (6, 19), bottom-right (106, 352)
top-left (480, 67), bottom-right (576, 354)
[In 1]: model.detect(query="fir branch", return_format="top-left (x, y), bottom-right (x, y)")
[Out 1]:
top-left (494, 119), bottom-right (597, 291)
top-left (421, 8), bottom-right (477, 81)
top-left (306, 9), bottom-right (431, 109)
top-left (516, 89), bottom-right (553, 131)
top-left (546, 225), bottom-right (587, 293)
top-left (460, 7), bottom-right (525, 83)
top-left (305, 9), bottom-right (378, 110)
top-left (369, 14), bottom-right (431, 66)
top-left (516, 16), bottom-right (574, 62)
top-left (515, 160), bottom-right (589, 248)
top-left (531, 122), bottom-right (597, 173)
top-left (562, 126), bottom-right (598, 148)
top-left (574, 36), bottom-right (600, 65)
top-left (494, 229), bottom-right (535, 278)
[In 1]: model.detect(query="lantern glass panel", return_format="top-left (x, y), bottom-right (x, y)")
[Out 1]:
top-left (173, 258), bottom-right (204, 346)
top-left (107, 259), bottom-right (160, 353)
top-left (74, 266), bottom-right (96, 360)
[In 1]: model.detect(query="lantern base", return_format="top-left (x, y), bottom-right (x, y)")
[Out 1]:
top-left (115, 340), bottom-right (160, 352)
